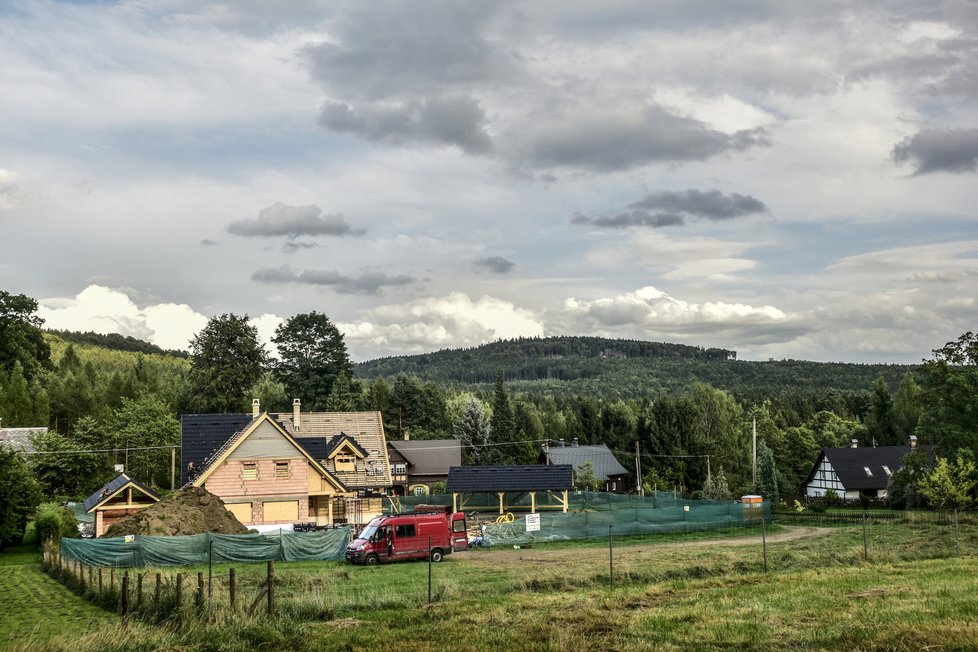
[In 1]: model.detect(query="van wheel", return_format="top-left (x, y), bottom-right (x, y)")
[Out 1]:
top-left (430, 549), bottom-right (443, 562)
top-left (365, 554), bottom-right (379, 565)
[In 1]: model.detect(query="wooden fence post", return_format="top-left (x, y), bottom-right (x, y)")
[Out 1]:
top-left (155, 573), bottom-right (162, 605)
top-left (121, 572), bottom-right (130, 624)
top-left (176, 573), bottom-right (183, 606)
top-left (197, 572), bottom-right (204, 606)
top-left (137, 573), bottom-right (143, 608)
top-left (229, 569), bottom-right (236, 608)
top-left (267, 561), bottom-right (275, 616)
top-left (98, 568), bottom-right (103, 594)
top-left (110, 569), bottom-right (115, 591)
top-left (89, 566), bottom-right (94, 588)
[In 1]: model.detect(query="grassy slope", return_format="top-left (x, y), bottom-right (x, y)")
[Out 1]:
top-left (0, 531), bottom-right (112, 650)
top-left (11, 523), bottom-right (978, 651)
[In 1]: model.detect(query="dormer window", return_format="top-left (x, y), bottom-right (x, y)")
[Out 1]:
top-left (882, 465), bottom-right (892, 476)
top-left (864, 466), bottom-right (873, 477)
top-left (336, 455), bottom-right (355, 472)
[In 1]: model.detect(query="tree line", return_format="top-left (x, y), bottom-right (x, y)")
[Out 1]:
top-left (2, 288), bottom-right (977, 548)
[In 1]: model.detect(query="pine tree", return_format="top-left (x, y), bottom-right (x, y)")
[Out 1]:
top-left (489, 372), bottom-right (514, 463)
top-left (755, 441), bottom-right (780, 504)
top-left (454, 396), bottom-right (492, 465)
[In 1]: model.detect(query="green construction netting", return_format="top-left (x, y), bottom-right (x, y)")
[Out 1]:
top-left (60, 528), bottom-right (352, 567)
top-left (478, 501), bottom-right (771, 546)
top-left (387, 490), bottom-right (699, 515)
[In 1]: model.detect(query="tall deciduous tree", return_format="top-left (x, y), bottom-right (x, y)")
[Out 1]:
top-left (918, 331), bottom-right (978, 455)
top-left (918, 451), bottom-right (977, 510)
top-left (0, 448), bottom-right (41, 549)
top-left (0, 290), bottom-right (51, 381)
top-left (271, 312), bottom-right (351, 410)
top-left (189, 314), bottom-right (267, 412)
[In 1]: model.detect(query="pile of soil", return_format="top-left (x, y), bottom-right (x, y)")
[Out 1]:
top-left (103, 486), bottom-right (251, 538)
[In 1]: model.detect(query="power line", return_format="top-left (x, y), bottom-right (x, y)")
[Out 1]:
top-left (19, 444), bottom-right (179, 456)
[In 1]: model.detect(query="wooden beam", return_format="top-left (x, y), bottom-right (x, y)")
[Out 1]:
top-left (562, 490), bottom-right (568, 513)
top-left (498, 492), bottom-right (505, 514)
top-left (452, 492), bottom-right (458, 513)
top-left (530, 491), bottom-right (537, 513)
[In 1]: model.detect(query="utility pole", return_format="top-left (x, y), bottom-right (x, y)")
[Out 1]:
top-left (752, 415), bottom-right (757, 488)
top-left (634, 440), bottom-right (643, 496)
top-left (706, 455), bottom-right (711, 481)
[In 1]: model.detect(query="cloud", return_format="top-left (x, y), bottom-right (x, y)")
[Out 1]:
top-left (338, 292), bottom-right (545, 358)
top-left (473, 256), bottom-right (515, 273)
top-left (573, 189), bottom-right (767, 229)
top-left (548, 286), bottom-right (803, 344)
top-left (320, 96), bottom-right (493, 154)
top-left (520, 106), bottom-right (769, 172)
top-left (281, 241), bottom-right (319, 253)
top-left (228, 202), bottom-right (366, 239)
top-left (891, 128), bottom-right (978, 175)
top-left (252, 265), bottom-right (415, 295)
top-left (37, 285), bottom-right (209, 351)
top-left (0, 169), bottom-right (22, 210)
top-left (200, 239), bottom-right (218, 246)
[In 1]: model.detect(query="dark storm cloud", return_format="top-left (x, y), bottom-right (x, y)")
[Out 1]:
top-left (573, 189), bottom-right (767, 229)
top-left (892, 128), bottom-right (978, 175)
top-left (252, 265), bottom-right (415, 295)
top-left (474, 256), bottom-right (515, 273)
top-left (319, 96), bottom-right (493, 154)
top-left (302, 0), bottom-right (510, 101)
top-left (228, 202), bottom-right (366, 239)
top-left (281, 241), bottom-right (319, 253)
top-left (523, 106), bottom-right (769, 172)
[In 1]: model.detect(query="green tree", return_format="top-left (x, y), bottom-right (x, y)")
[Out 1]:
top-left (702, 467), bottom-right (732, 500)
top-left (189, 314), bottom-right (268, 412)
top-left (918, 332), bottom-right (978, 455)
top-left (325, 369), bottom-right (363, 412)
top-left (0, 447), bottom-right (42, 549)
top-left (109, 393), bottom-right (180, 487)
top-left (0, 290), bottom-right (51, 381)
top-left (918, 451), bottom-right (977, 510)
top-left (574, 460), bottom-right (602, 491)
top-left (272, 312), bottom-right (351, 409)
top-left (0, 361), bottom-right (34, 426)
top-left (29, 429), bottom-right (113, 498)
top-left (248, 371), bottom-right (290, 412)
top-left (886, 448), bottom-right (930, 509)
top-left (454, 396), bottom-right (491, 465)
top-left (892, 372), bottom-right (924, 441)
top-left (864, 374), bottom-right (896, 446)
top-left (34, 502), bottom-right (79, 546)
top-left (755, 440), bottom-right (780, 504)
top-left (489, 372), bottom-right (514, 464)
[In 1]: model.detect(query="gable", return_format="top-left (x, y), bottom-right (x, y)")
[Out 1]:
top-left (545, 445), bottom-right (629, 480)
top-left (327, 436), bottom-right (367, 459)
top-left (84, 474), bottom-right (161, 512)
top-left (229, 420), bottom-right (302, 460)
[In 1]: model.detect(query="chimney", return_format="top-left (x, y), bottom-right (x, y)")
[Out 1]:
top-left (252, 399), bottom-right (260, 418)
top-left (403, 430), bottom-right (410, 441)
top-left (558, 438), bottom-right (565, 448)
top-left (572, 438), bottom-right (579, 447)
top-left (293, 399), bottom-right (301, 432)
top-left (850, 439), bottom-right (858, 448)
top-left (909, 435), bottom-right (918, 449)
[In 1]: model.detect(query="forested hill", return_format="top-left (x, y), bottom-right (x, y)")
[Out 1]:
top-left (46, 329), bottom-right (189, 358)
top-left (354, 336), bottom-right (916, 400)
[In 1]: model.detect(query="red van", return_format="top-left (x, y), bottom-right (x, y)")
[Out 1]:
top-left (346, 508), bottom-right (467, 565)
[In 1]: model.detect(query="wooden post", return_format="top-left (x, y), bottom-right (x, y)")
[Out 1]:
top-left (98, 568), bottom-right (103, 593)
top-left (176, 573), bottom-right (183, 606)
top-left (110, 569), bottom-right (115, 591)
top-left (121, 572), bottom-right (130, 624)
top-left (761, 515), bottom-right (768, 572)
top-left (428, 536), bottom-right (433, 605)
top-left (155, 573), bottom-right (161, 604)
top-left (89, 566), bottom-right (94, 588)
top-left (954, 508), bottom-right (961, 556)
top-left (197, 571), bottom-right (204, 605)
top-left (137, 573), bottom-right (143, 608)
top-left (208, 540), bottom-right (213, 601)
top-left (267, 561), bottom-right (275, 616)
top-left (862, 512), bottom-right (868, 561)
top-left (171, 445), bottom-right (176, 491)
top-left (608, 525), bottom-right (614, 586)
top-left (229, 568), bottom-right (236, 608)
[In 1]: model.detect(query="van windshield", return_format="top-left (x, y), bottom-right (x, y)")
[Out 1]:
top-left (358, 525), bottom-right (378, 541)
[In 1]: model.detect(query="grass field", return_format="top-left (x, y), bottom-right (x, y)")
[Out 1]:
top-left (8, 521), bottom-right (978, 651)
top-left (0, 529), bottom-right (113, 649)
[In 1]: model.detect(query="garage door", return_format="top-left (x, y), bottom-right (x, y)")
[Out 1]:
top-left (262, 500), bottom-right (299, 522)
top-left (225, 502), bottom-right (252, 524)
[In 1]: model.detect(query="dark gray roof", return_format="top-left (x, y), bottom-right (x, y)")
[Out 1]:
top-left (447, 465), bottom-right (573, 492)
top-left (0, 427), bottom-right (45, 453)
top-left (541, 444), bottom-right (629, 480)
top-left (84, 473), bottom-right (160, 512)
top-left (388, 439), bottom-right (461, 476)
top-left (806, 446), bottom-right (933, 491)
top-left (181, 413), bottom-right (253, 484)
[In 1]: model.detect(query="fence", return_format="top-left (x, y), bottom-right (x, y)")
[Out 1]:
top-left (59, 528), bottom-right (352, 567)
top-left (43, 509), bottom-right (978, 631)
top-left (388, 490), bottom-right (691, 515)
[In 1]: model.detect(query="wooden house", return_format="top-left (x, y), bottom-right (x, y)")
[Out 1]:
top-left (84, 473), bottom-right (160, 537)
top-left (538, 439), bottom-right (630, 492)
top-left (387, 438), bottom-right (461, 496)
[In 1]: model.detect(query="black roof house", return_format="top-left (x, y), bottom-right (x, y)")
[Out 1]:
top-left (803, 445), bottom-right (934, 495)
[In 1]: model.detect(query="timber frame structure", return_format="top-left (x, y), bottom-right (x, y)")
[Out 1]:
top-left (446, 465), bottom-right (574, 514)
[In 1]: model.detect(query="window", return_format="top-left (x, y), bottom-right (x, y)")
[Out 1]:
top-left (335, 455), bottom-right (355, 472)
top-left (395, 524), bottom-right (416, 538)
top-left (390, 463), bottom-right (407, 475)
top-left (864, 466), bottom-right (873, 477)
top-left (453, 519), bottom-right (467, 533)
top-left (882, 465), bottom-right (892, 476)
top-left (242, 462), bottom-right (257, 480)
top-left (275, 461), bottom-right (289, 479)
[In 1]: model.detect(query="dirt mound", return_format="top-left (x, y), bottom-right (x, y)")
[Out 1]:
top-left (103, 486), bottom-right (251, 538)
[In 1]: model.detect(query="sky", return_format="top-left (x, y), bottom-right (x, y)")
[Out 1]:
top-left (1, 0), bottom-right (977, 364)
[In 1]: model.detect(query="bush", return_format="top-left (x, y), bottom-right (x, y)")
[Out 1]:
top-left (34, 502), bottom-right (79, 546)
top-left (823, 489), bottom-right (839, 507)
